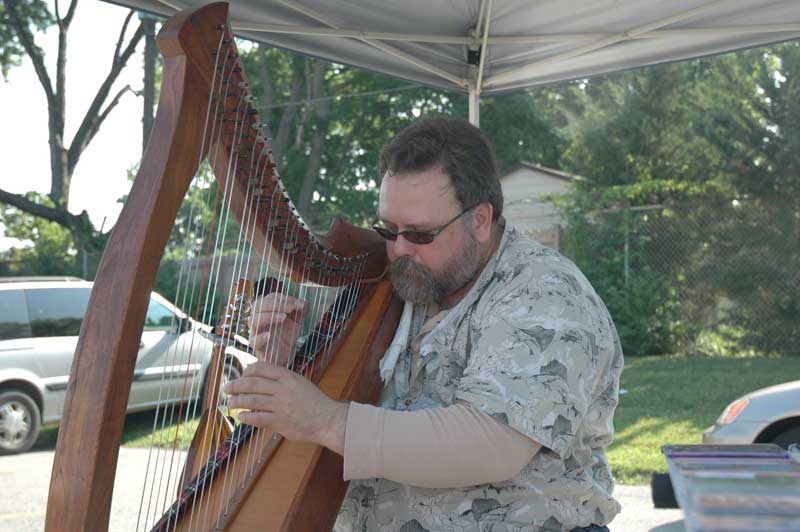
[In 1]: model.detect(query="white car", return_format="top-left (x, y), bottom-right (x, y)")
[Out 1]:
top-left (0, 277), bottom-right (252, 455)
top-left (702, 380), bottom-right (800, 448)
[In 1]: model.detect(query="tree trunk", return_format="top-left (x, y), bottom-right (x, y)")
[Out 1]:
top-left (142, 15), bottom-right (157, 154)
top-left (297, 61), bottom-right (330, 220)
top-left (0, 1), bottom-right (144, 250)
top-left (254, 47), bottom-right (307, 178)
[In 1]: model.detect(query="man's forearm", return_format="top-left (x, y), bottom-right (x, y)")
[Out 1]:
top-left (343, 403), bottom-right (541, 489)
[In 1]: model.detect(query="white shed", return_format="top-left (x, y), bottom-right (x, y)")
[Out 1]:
top-left (501, 162), bottom-right (580, 251)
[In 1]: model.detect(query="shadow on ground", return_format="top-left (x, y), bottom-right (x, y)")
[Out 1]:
top-left (650, 520), bottom-right (686, 532)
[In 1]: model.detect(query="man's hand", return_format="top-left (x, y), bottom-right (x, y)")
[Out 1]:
top-left (249, 294), bottom-right (307, 366)
top-left (224, 362), bottom-right (348, 455)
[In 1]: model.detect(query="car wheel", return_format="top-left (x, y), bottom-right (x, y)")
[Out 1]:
top-left (772, 426), bottom-right (800, 449)
top-left (651, 472), bottom-right (678, 508)
top-left (0, 391), bottom-right (41, 455)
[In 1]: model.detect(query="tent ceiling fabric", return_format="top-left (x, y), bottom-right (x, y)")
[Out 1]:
top-left (112, 0), bottom-right (800, 93)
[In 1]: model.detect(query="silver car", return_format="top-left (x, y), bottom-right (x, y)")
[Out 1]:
top-left (0, 277), bottom-right (250, 455)
top-left (702, 380), bottom-right (800, 448)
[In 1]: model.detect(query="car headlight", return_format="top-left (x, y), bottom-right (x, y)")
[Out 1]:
top-left (720, 398), bottom-right (749, 425)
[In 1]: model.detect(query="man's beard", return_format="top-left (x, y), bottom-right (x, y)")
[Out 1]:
top-left (389, 228), bottom-right (483, 305)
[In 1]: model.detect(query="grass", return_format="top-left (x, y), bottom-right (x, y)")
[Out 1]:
top-left (34, 355), bottom-right (800, 486)
top-left (34, 406), bottom-right (202, 452)
top-left (608, 354), bottom-right (800, 484)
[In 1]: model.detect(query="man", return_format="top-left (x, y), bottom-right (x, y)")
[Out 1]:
top-left (226, 117), bottom-right (623, 532)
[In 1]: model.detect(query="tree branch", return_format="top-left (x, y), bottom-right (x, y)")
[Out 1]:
top-left (54, 1), bottom-right (77, 134)
top-left (113, 10), bottom-right (134, 61)
top-left (0, 188), bottom-right (73, 227)
top-left (2, 0), bottom-right (55, 105)
top-left (68, 84), bottom-right (134, 176)
top-left (62, 0), bottom-right (78, 27)
top-left (67, 17), bottom-right (144, 174)
top-left (99, 85), bottom-right (131, 130)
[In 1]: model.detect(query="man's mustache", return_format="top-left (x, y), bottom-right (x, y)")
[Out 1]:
top-left (390, 257), bottom-right (431, 278)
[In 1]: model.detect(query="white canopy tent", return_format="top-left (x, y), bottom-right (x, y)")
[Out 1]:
top-left (108, 0), bottom-right (800, 124)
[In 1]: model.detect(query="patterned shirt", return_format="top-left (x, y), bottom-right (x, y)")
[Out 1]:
top-left (335, 224), bottom-right (624, 532)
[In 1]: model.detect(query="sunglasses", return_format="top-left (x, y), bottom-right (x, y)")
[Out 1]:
top-left (372, 205), bottom-right (477, 245)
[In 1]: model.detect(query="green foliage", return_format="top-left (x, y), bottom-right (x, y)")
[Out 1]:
top-left (564, 210), bottom-right (682, 357)
top-left (239, 47), bottom-right (564, 229)
top-left (692, 326), bottom-right (761, 358)
top-left (557, 43), bottom-right (800, 356)
top-left (0, 0), bottom-right (52, 79)
top-left (468, 90), bottom-right (565, 173)
top-left (0, 193), bottom-right (84, 277)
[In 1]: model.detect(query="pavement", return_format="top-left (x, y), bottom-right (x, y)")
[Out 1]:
top-left (1, 448), bottom-right (686, 531)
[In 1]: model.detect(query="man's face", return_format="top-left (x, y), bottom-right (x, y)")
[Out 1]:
top-left (377, 166), bottom-right (483, 305)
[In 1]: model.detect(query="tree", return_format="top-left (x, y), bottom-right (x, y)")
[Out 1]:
top-left (0, 0), bottom-right (145, 258)
top-left (556, 43), bottom-right (800, 355)
top-left (140, 12), bottom-right (158, 154)
top-left (685, 43), bottom-right (800, 354)
top-left (241, 44), bottom-right (563, 229)
top-left (242, 47), bottom-right (457, 227)
top-left (0, 192), bottom-right (84, 276)
top-left (0, 0), bottom-right (50, 78)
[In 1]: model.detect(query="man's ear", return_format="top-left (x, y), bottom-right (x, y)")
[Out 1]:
top-left (472, 203), bottom-right (494, 243)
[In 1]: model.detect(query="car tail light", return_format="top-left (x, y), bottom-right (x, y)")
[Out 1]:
top-left (721, 398), bottom-right (749, 424)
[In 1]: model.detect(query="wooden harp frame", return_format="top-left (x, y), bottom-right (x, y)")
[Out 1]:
top-left (45, 3), bottom-right (401, 530)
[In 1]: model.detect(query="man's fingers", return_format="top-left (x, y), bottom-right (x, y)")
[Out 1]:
top-left (240, 361), bottom-right (293, 380)
top-left (250, 307), bottom-right (305, 337)
top-left (252, 296), bottom-right (307, 316)
top-left (224, 372), bottom-right (282, 395)
top-left (227, 394), bottom-right (276, 412)
top-left (250, 313), bottom-right (289, 337)
top-left (237, 410), bottom-right (277, 428)
top-left (251, 330), bottom-right (270, 349)
top-left (251, 310), bottom-right (290, 322)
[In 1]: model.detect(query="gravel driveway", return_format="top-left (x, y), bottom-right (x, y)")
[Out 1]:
top-left (1, 448), bottom-right (686, 531)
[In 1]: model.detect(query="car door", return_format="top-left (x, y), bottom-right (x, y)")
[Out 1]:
top-left (129, 296), bottom-right (209, 408)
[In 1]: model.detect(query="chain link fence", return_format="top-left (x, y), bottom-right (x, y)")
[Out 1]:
top-left (562, 199), bottom-right (799, 356)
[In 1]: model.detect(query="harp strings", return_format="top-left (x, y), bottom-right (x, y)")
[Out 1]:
top-left (136, 23), bottom-right (370, 531)
top-left (136, 27), bottom-right (234, 531)
top-left (185, 48), bottom-right (262, 531)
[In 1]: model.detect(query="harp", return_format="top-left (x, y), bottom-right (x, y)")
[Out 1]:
top-left (44, 3), bottom-right (401, 530)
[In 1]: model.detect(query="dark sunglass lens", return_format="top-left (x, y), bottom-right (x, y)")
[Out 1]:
top-left (403, 231), bottom-right (435, 245)
top-left (372, 225), bottom-right (398, 241)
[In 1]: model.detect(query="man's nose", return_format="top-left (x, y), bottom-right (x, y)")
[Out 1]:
top-left (390, 233), bottom-right (416, 257)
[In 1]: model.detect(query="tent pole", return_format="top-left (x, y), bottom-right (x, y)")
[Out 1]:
top-left (468, 87), bottom-right (480, 126)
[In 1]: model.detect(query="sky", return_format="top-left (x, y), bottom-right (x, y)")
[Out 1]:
top-left (0, 0), bottom-right (144, 248)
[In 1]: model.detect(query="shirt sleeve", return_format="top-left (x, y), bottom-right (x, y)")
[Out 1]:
top-left (343, 402), bottom-right (540, 488)
top-left (454, 273), bottom-right (606, 458)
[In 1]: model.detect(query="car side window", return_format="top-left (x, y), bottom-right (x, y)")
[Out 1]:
top-left (144, 299), bottom-right (175, 331)
top-left (0, 289), bottom-right (32, 340)
top-left (25, 287), bottom-right (91, 338)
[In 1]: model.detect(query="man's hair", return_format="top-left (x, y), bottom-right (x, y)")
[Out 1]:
top-left (378, 117), bottom-right (503, 221)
